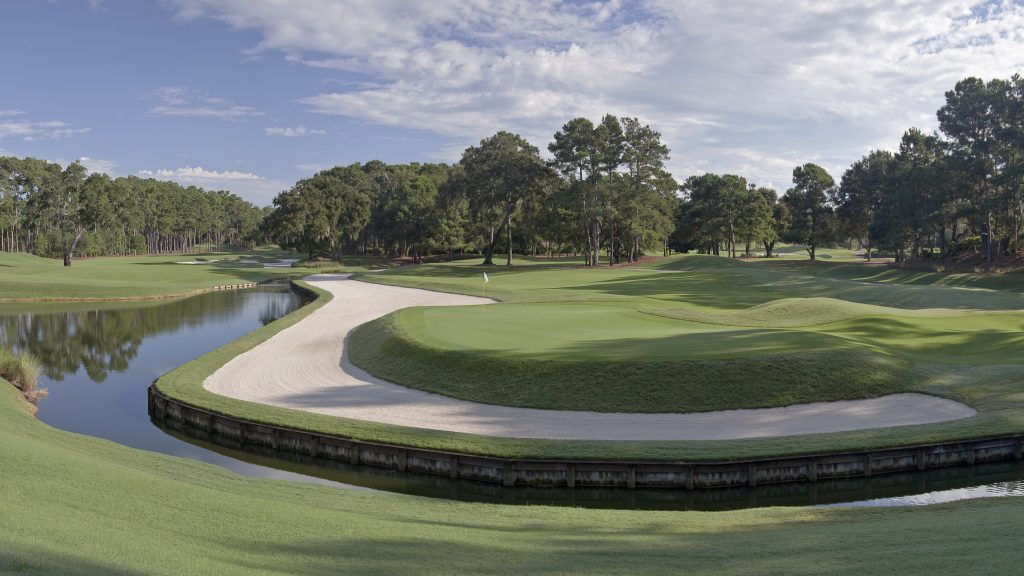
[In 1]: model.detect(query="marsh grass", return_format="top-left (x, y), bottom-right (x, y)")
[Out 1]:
top-left (0, 349), bottom-right (43, 402)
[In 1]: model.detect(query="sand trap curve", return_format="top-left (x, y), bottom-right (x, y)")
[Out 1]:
top-left (204, 274), bottom-right (976, 441)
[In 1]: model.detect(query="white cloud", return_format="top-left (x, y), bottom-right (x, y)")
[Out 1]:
top-left (149, 86), bottom-right (262, 119)
top-left (0, 119), bottom-right (91, 141)
top-left (165, 0), bottom-right (1024, 186)
top-left (77, 156), bottom-right (117, 175)
top-left (138, 166), bottom-right (264, 181)
top-left (0, 110), bottom-right (25, 117)
top-left (137, 165), bottom-right (287, 204)
top-left (265, 125), bottom-right (325, 137)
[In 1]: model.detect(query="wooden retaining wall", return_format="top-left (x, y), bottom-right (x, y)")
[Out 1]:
top-left (148, 386), bottom-right (1024, 490)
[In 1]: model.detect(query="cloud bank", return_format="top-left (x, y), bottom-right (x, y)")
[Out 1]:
top-left (165, 1), bottom-right (1024, 188)
top-left (137, 165), bottom-right (288, 204)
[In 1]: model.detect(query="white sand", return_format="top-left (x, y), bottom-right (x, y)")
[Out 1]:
top-left (204, 274), bottom-right (976, 441)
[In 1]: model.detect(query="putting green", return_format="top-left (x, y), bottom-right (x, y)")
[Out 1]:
top-left (348, 255), bottom-right (1024, 414)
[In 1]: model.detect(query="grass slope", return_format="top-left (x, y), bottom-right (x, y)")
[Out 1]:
top-left (3, 382), bottom-right (1024, 575)
top-left (646, 297), bottom-right (973, 328)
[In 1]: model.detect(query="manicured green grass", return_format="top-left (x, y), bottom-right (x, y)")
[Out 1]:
top-left (9, 249), bottom-right (1024, 573)
top-left (3, 381), bottom-right (1024, 575)
top-left (647, 297), bottom-right (974, 327)
top-left (346, 253), bottom-right (1024, 414)
top-left (156, 263), bottom-right (1024, 462)
top-left (348, 305), bottom-right (915, 413)
top-left (0, 248), bottom-right (379, 301)
top-left (771, 244), bottom-right (886, 261)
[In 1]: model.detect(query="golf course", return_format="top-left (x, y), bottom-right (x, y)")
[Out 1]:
top-left (3, 250), bottom-right (1024, 573)
top-left (6, 1), bottom-right (1024, 571)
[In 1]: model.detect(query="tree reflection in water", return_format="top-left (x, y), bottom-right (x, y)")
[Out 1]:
top-left (0, 288), bottom-right (304, 383)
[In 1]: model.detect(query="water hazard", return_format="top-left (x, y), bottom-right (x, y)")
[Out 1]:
top-left (3, 286), bottom-right (1023, 511)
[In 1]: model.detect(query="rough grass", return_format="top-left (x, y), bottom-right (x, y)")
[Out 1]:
top-left (0, 348), bottom-right (40, 393)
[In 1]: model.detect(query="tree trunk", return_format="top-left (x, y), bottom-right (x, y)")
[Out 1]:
top-left (482, 226), bottom-right (496, 265)
top-left (986, 210), bottom-right (994, 263)
top-left (63, 229), bottom-right (84, 267)
top-left (728, 221), bottom-right (736, 258)
top-left (507, 218), bottom-right (513, 266)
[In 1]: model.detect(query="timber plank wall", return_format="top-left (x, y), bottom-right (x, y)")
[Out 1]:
top-left (148, 386), bottom-right (1024, 490)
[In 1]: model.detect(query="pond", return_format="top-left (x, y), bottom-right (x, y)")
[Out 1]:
top-left (4, 286), bottom-right (1023, 510)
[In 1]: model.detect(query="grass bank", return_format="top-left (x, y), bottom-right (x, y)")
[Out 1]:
top-left (3, 380), bottom-right (1024, 575)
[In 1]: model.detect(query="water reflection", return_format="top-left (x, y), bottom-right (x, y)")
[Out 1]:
top-left (0, 289), bottom-right (304, 382)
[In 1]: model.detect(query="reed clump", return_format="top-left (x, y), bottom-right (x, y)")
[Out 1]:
top-left (0, 348), bottom-right (44, 403)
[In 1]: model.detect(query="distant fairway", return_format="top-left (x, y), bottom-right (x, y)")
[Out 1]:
top-left (0, 249), bottom-right (383, 300)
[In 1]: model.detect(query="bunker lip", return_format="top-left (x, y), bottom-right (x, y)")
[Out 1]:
top-left (202, 273), bottom-right (976, 441)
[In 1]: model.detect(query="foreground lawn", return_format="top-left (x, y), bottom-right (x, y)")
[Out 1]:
top-left (2, 382), bottom-right (1023, 575)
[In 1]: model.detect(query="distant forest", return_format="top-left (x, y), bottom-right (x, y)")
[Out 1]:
top-left (3, 74), bottom-right (1020, 267)
top-left (0, 157), bottom-right (265, 265)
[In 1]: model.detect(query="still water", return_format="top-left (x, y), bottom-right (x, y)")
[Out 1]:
top-left (3, 287), bottom-right (1023, 511)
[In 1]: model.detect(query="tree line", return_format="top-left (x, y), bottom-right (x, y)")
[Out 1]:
top-left (0, 157), bottom-right (265, 266)
top-left (674, 74), bottom-right (1024, 263)
top-left (263, 115), bottom-right (678, 267)
top-left (6, 74), bottom-right (1015, 268)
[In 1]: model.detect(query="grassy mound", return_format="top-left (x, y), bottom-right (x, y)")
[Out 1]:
top-left (348, 311), bottom-right (915, 413)
top-left (646, 297), bottom-right (972, 328)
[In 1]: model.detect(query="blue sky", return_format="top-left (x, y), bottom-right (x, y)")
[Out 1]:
top-left (2, 1), bottom-right (1022, 205)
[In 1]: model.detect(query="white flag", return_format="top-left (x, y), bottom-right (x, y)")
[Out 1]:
top-left (483, 272), bottom-right (490, 284)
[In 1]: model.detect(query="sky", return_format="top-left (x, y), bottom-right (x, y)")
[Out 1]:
top-left (1, 0), bottom-right (1022, 206)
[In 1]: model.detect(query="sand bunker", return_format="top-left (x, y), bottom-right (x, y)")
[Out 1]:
top-left (204, 274), bottom-right (976, 441)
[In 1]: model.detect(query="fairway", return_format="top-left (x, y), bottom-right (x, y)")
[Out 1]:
top-left (0, 250), bottom-right (385, 300)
